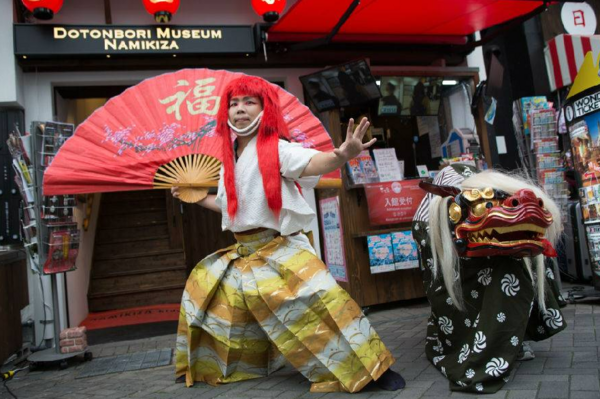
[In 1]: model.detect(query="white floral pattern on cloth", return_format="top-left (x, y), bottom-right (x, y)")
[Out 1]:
top-left (441, 367), bottom-right (447, 377)
top-left (439, 316), bottom-right (454, 335)
top-left (446, 339), bottom-right (452, 347)
top-left (433, 355), bottom-right (445, 365)
top-left (465, 369), bottom-right (475, 379)
top-left (471, 290), bottom-right (479, 299)
top-left (476, 383), bottom-right (484, 392)
top-left (458, 344), bottom-right (471, 364)
top-left (537, 326), bottom-right (546, 334)
top-left (546, 267), bottom-right (555, 280)
top-left (497, 312), bottom-right (506, 323)
top-left (485, 358), bottom-right (509, 377)
top-left (446, 297), bottom-right (453, 306)
top-left (473, 313), bottom-right (480, 328)
top-left (510, 336), bottom-right (519, 346)
top-left (543, 308), bottom-right (564, 329)
top-left (465, 318), bottom-right (472, 327)
top-left (477, 268), bottom-right (492, 286)
top-left (501, 274), bottom-right (520, 296)
top-left (473, 331), bottom-right (487, 353)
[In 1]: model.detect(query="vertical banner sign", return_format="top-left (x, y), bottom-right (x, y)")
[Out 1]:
top-left (363, 179), bottom-right (426, 225)
top-left (318, 197), bottom-right (348, 282)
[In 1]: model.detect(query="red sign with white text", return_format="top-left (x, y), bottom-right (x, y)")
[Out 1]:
top-left (364, 180), bottom-right (426, 225)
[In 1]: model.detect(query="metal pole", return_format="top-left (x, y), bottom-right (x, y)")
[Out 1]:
top-left (50, 273), bottom-right (61, 354)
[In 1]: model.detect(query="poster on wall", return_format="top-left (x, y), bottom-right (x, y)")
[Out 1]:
top-left (364, 179), bottom-right (427, 225)
top-left (391, 231), bottom-right (419, 270)
top-left (367, 234), bottom-right (395, 274)
top-left (318, 197), bottom-right (348, 282)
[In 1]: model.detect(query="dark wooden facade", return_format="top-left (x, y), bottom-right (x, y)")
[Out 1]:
top-left (0, 250), bottom-right (29, 364)
top-left (88, 190), bottom-right (187, 311)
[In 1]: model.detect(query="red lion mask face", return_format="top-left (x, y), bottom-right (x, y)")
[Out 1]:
top-left (421, 182), bottom-right (556, 258)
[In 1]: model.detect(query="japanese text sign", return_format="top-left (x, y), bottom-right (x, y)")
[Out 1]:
top-left (364, 179), bottom-right (426, 225)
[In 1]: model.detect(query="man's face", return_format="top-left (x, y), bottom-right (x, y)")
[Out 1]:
top-left (228, 95), bottom-right (263, 130)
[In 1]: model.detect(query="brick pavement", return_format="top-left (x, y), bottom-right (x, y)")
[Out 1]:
top-left (2, 298), bottom-right (600, 399)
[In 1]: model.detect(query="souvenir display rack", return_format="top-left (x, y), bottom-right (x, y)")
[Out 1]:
top-left (512, 98), bottom-right (569, 218)
top-left (6, 124), bottom-right (37, 264)
top-left (23, 121), bottom-right (89, 368)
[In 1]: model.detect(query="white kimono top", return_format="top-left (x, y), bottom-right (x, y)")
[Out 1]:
top-left (215, 136), bottom-right (321, 236)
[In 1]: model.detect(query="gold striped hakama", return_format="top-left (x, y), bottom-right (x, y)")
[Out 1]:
top-left (175, 229), bottom-right (394, 393)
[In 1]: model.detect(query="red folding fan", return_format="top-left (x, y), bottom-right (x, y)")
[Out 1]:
top-left (43, 69), bottom-right (340, 203)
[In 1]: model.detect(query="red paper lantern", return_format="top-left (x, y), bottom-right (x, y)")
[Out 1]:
top-left (21, 0), bottom-right (63, 20)
top-left (252, 0), bottom-right (286, 23)
top-left (142, 0), bottom-right (180, 23)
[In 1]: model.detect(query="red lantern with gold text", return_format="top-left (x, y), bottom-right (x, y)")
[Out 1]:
top-left (142, 0), bottom-right (180, 23)
top-left (252, 0), bottom-right (286, 23)
top-left (21, 0), bottom-right (63, 20)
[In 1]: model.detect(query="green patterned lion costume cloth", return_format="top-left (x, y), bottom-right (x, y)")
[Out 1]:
top-left (412, 164), bottom-right (566, 393)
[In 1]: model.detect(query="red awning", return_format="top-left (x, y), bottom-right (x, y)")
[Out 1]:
top-left (268, 0), bottom-right (545, 45)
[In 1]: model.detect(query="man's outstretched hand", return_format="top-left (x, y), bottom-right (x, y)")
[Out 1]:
top-left (333, 117), bottom-right (377, 162)
top-left (300, 117), bottom-right (377, 178)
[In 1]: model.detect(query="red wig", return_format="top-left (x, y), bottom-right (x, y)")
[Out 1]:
top-left (216, 75), bottom-right (290, 219)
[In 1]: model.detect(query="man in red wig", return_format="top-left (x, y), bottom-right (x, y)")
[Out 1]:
top-left (173, 75), bottom-right (404, 393)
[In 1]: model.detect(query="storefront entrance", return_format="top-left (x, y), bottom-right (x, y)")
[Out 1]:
top-left (54, 86), bottom-right (187, 315)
